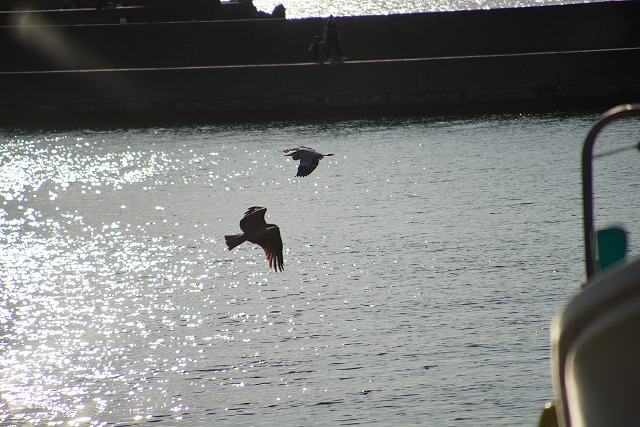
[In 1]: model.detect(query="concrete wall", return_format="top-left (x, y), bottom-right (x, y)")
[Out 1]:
top-left (0, 2), bottom-right (261, 26)
top-left (2, 47), bottom-right (639, 122)
top-left (2, 1), bottom-right (639, 72)
top-left (2, 1), bottom-right (639, 124)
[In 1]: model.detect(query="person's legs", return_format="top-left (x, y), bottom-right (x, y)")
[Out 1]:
top-left (325, 41), bottom-right (335, 59)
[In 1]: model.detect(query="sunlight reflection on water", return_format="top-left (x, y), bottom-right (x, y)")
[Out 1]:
top-left (1, 113), bottom-right (639, 426)
top-left (252, 0), bottom-right (602, 19)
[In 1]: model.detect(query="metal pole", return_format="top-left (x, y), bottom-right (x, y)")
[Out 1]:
top-left (582, 103), bottom-right (640, 279)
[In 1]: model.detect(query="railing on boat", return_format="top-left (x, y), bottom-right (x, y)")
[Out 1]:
top-left (582, 103), bottom-right (640, 278)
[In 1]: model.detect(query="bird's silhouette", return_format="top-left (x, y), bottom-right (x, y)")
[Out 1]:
top-left (283, 146), bottom-right (334, 177)
top-left (224, 206), bottom-right (284, 272)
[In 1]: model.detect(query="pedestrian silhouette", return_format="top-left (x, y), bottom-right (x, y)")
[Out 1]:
top-left (308, 36), bottom-right (322, 63)
top-left (323, 15), bottom-right (346, 62)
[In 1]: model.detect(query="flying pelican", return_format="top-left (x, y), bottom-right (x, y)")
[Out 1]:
top-left (283, 146), bottom-right (334, 177)
top-left (224, 206), bottom-right (284, 272)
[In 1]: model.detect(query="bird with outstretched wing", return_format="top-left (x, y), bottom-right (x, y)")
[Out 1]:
top-left (224, 206), bottom-right (284, 272)
top-left (283, 146), bottom-right (334, 177)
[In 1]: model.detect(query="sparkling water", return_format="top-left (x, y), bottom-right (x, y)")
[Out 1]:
top-left (253, 0), bottom-right (603, 20)
top-left (2, 110), bottom-right (639, 426)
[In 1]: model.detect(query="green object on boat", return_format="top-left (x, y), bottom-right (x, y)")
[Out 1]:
top-left (596, 226), bottom-right (627, 272)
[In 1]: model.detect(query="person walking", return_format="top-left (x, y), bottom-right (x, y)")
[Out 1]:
top-left (323, 15), bottom-right (346, 62)
top-left (308, 36), bottom-right (322, 63)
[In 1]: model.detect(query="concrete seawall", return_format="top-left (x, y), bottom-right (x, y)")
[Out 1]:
top-left (3, 47), bottom-right (638, 124)
top-left (1, 1), bottom-right (640, 125)
top-left (3, 1), bottom-right (639, 72)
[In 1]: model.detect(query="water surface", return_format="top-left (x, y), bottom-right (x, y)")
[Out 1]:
top-left (1, 111), bottom-right (639, 426)
top-left (253, 0), bottom-right (604, 19)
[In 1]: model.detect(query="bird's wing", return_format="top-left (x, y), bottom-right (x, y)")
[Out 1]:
top-left (299, 147), bottom-right (320, 155)
top-left (251, 225), bottom-right (284, 272)
top-left (285, 146), bottom-right (318, 154)
top-left (295, 152), bottom-right (321, 176)
top-left (284, 147), bottom-right (315, 161)
top-left (296, 164), bottom-right (318, 177)
top-left (283, 146), bottom-right (309, 156)
top-left (240, 206), bottom-right (267, 234)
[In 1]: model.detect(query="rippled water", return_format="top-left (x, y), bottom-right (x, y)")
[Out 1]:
top-left (1, 111), bottom-right (639, 427)
top-left (253, 0), bottom-right (603, 19)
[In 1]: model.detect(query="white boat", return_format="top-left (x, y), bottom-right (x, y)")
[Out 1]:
top-left (540, 104), bottom-right (640, 427)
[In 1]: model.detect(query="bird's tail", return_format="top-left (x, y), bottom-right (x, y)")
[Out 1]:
top-left (224, 233), bottom-right (246, 250)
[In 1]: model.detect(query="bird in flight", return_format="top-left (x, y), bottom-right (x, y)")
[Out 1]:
top-left (283, 146), bottom-right (334, 177)
top-left (224, 206), bottom-right (284, 272)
